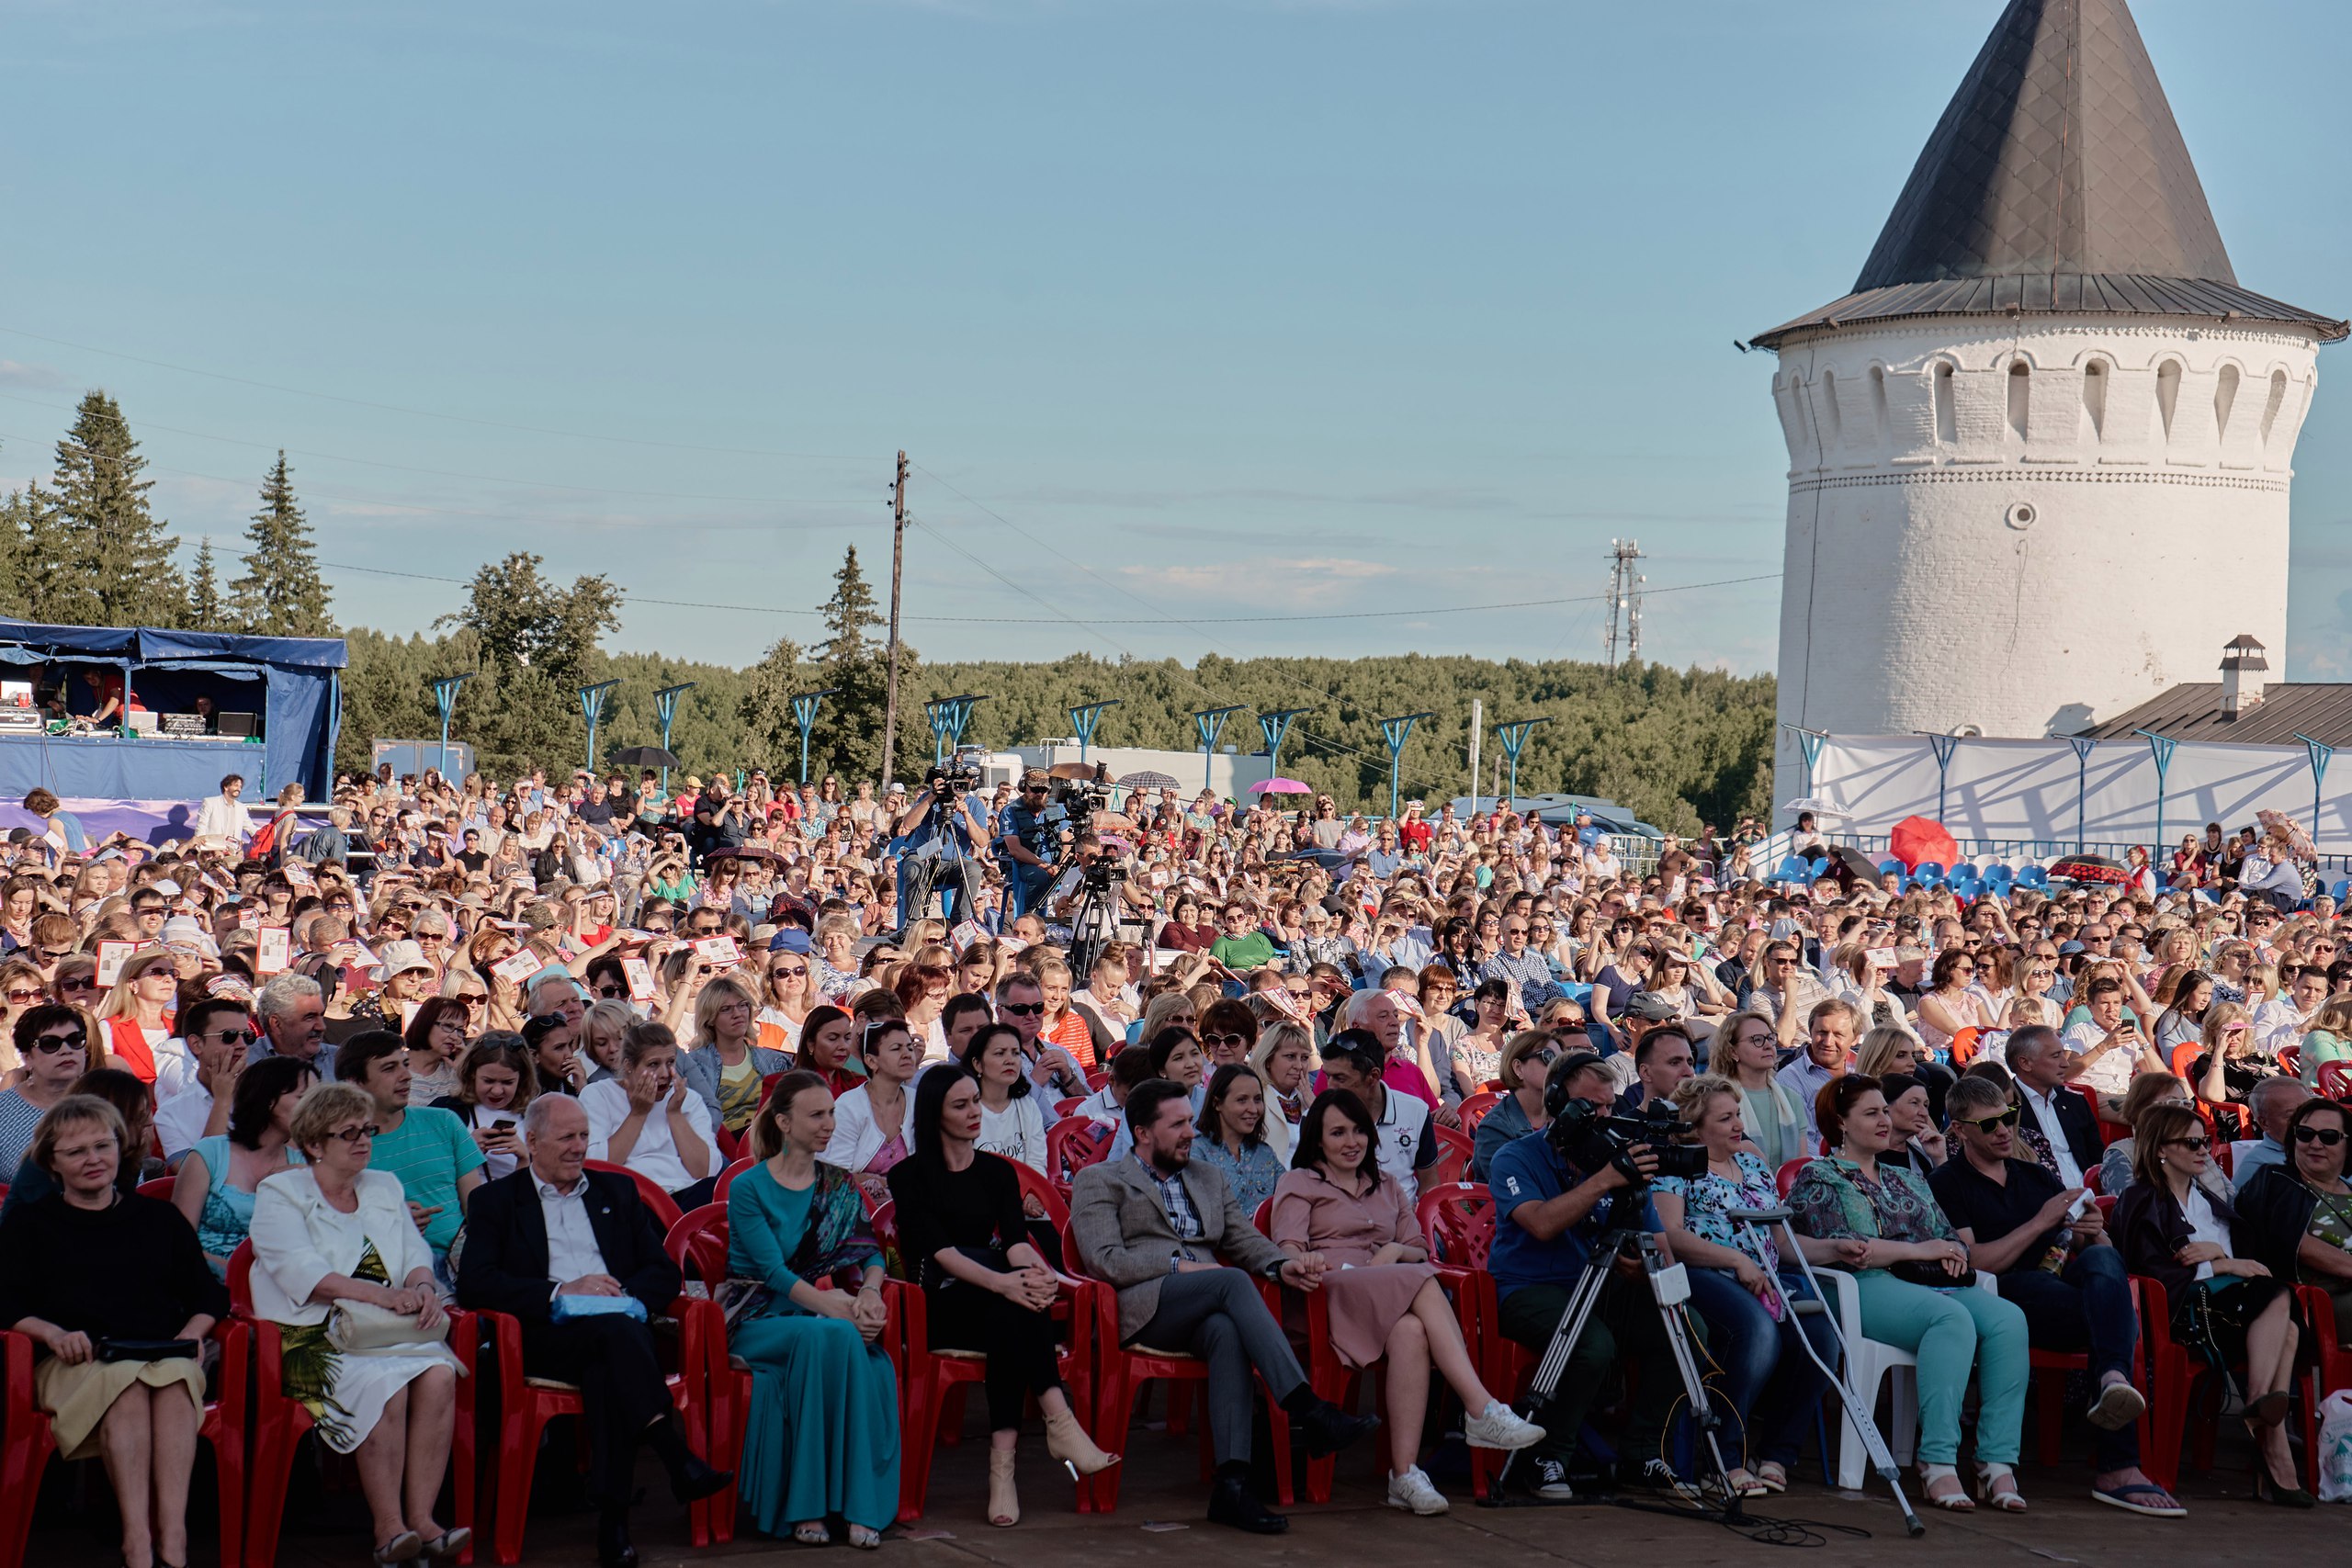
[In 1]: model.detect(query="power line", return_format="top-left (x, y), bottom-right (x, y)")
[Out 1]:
top-left (0, 323), bottom-right (881, 462)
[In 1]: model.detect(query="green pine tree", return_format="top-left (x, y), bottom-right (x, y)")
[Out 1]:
top-left (807, 546), bottom-right (910, 783)
top-left (13, 480), bottom-right (74, 622)
top-left (736, 634), bottom-right (810, 774)
top-left (231, 452), bottom-right (335, 635)
top-left (50, 390), bottom-right (185, 626)
top-left (188, 537), bottom-right (228, 631)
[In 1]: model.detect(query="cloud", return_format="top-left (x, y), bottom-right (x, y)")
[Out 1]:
top-left (1120, 554), bottom-right (1396, 606)
top-left (0, 361), bottom-right (70, 391)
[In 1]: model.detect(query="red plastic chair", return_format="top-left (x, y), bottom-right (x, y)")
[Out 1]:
top-left (582, 1159), bottom-right (686, 1233)
top-left (1423, 1125), bottom-right (1472, 1190)
top-left (1456, 1091), bottom-right (1501, 1134)
top-left (2277, 1043), bottom-right (2303, 1080)
top-left (711, 1156), bottom-right (758, 1202)
top-left (2132, 1268), bottom-right (2298, 1491)
top-left (872, 1192), bottom-right (1101, 1519)
top-left (1, 1316), bottom-right (249, 1568)
top-left (2071, 1083), bottom-right (2132, 1148)
top-left (2299, 1282), bottom-right (2352, 1491)
top-left (2321, 1060), bottom-right (2352, 1100)
top-left (1774, 1157), bottom-right (1808, 1199)
top-left (1011, 1159), bottom-right (1073, 1230)
top-left (1046, 1117), bottom-right (1114, 1188)
top-left (231, 1240), bottom-right (478, 1568)
top-left (1069, 1214), bottom-right (1295, 1511)
top-left (712, 1124), bottom-right (743, 1162)
top-left (473, 1220), bottom-right (710, 1563)
top-left (2168, 1040), bottom-right (2202, 1080)
top-left (1054, 1096), bottom-right (1085, 1120)
top-left (1415, 1182), bottom-right (1510, 1499)
top-left (137, 1175), bottom-right (178, 1200)
top-left (2026, 1275), bottom-right (2153, 1467)
top-left (668, 1201), bottom-right (905, 1538)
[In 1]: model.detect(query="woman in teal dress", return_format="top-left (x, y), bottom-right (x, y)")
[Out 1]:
top-left (169, 1055), bottom-right (311, 1275)
top-left (728, 1068), bottom-right (899, 1547)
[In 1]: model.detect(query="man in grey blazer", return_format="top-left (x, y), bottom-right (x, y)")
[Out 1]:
top-left (1069, 1079), bottom-right (1377, 1533)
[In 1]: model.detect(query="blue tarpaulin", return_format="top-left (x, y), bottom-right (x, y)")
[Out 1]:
top-left (0, 620), bottom-right (345, 802)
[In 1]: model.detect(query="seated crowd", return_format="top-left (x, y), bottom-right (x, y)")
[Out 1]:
top-left (4, 773), bottom-right (2352, 1565)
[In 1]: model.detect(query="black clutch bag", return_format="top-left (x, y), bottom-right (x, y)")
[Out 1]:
top-left (94, 1337), bottom-right (200, 1363)
top-left (1887, 1259), bottom-right (1978, 1291)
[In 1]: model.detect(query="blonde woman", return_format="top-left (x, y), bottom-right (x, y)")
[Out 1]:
top-left (95, 947), bottom-right (179, 1085)
top-left (2299, 993), bottom-right (2352, 1087)
top-left (683, 974), bottom-right (795, 1134)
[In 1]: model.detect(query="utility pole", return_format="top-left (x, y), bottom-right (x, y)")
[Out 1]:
top-left (883, 450), bottom-right (909, 785)
top-left (1604, 537), bottom-right (1646, 670)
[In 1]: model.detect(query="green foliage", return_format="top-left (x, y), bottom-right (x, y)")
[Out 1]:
top-left (46, 391), bottom-right (186, 626)
top-left (188, 538), bottom-right (229, 632)
top-left (339, 634), bottom-right (1774, 829)
top-left (806, 546), bottom-right (909, 784)
top-left (231, 454), bottom-right (335, 636)
top-left (435, 551), bottom-right (622, 689)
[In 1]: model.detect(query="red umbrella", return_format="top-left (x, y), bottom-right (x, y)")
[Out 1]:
top-left (1888, 816), bottom-right (1959, 870)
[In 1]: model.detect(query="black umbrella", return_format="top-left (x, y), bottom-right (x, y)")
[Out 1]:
top-left (1117, 770), bottom-right (1181, 790)
top-left (605, 745), bottom-right (683, 770)
top-left (1827, 844), bottom-right (1883, 884)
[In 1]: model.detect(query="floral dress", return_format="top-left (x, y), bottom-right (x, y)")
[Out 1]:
top-left (1787, 1156), bottom-right (1957, 1252)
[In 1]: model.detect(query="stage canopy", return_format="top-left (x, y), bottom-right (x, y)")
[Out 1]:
top-left (0, 620), bottom-right (345, 802)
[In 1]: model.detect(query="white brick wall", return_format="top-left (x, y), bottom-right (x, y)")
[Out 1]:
top-left (1769, 313), bottom-right (2323, 806)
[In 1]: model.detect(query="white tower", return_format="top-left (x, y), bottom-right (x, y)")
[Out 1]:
top-left (1758, 0), bottom-right (2345, 808)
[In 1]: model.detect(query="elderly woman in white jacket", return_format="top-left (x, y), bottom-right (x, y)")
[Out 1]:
top-left (249, 1081), bottom-right (467, 1566)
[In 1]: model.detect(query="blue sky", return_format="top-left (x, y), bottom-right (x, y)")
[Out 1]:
top-left (3, 0), bottom-right (2347, 676)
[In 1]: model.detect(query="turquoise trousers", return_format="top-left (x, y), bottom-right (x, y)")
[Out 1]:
top-left (1840, 1269), bottom-right (2028, 1467)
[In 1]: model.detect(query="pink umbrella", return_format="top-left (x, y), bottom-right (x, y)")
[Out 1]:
top-left (1249, 777), bottom-right (1311, 795)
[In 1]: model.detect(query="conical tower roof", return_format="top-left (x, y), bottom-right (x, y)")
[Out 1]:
top-left (1754, 0), bottom-right (2342, 348)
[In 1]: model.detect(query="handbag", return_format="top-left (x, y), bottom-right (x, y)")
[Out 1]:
top-left (327, 1299), bottom-right (451, 1357)
top-left (1888, 1258), bottom-right (1980, 1291)
top-left (94, 1337), bottom-right (200, 1363)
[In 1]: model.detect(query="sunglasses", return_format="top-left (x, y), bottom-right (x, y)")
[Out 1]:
top-left (202, 1028), bottom-right (259, 1045)
top-left (31, 1030), bottom-right (86, 1054)
top-left (1203, 1031), bottom-right (1250, 1049)
top-left (2166, 1135), bottom-right (2212, 1153)
top-left (593, 984), bottom-right (627, 998)
top-left (999, 1001), bottom-right (1044, 1017)
top-left (2293, 1125), bottom-right (2347, 1147)
top-left (4, 987), bottom-right (45, 1004)
top-left (328, 1123), bottom-right (382, 1145)
top-left (58, 976), bottom-right (97, 994)
top-left (1955, 1104), bottom-right (2023, 1134)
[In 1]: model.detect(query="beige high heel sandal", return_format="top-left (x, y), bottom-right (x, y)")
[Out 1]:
top-left (988, 1448), bottom-right (1020, 1528)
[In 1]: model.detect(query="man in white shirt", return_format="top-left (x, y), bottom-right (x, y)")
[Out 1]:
top-left (582, 1033), bottom-right (718, 1206)
top-left (2059, 977), bottom-right (2159, 1100)
top-left (195, 773), bottom-right (255, 847)
top-left (153, 997), bottom-right (258, 1163)
top-left (1317, 1033), bottom-right (1439, 1203)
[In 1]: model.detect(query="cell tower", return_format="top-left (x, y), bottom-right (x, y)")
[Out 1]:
top-left (1604, 538), bottom-right (1645, 670)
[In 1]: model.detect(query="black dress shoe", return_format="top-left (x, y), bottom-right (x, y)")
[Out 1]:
top-left (1296, 1399), bottom-right (1380, 1459)
top-left (1207, 1474), bottom-right (1288, 1534)
top-left (668, 1451), bottom-right (735, 1506)
top-left (597, 1512), bottom-right (640, 1568)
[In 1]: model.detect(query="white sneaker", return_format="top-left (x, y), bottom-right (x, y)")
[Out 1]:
top-left (1386, 1465), bottom-right (1451, 1516)
top-left (1464, 1399), bottom-right (1547, 1451)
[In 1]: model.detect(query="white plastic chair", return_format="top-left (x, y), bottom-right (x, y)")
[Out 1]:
top-left (1816, 1269), bottom-right (1998, 1491)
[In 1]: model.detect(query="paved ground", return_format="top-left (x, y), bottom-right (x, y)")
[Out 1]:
top-left (17, 1416), bottom-right (2333, 1567)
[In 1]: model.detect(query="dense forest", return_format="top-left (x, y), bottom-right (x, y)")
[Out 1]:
top-left (3, 395), bottom-right (1778, 832)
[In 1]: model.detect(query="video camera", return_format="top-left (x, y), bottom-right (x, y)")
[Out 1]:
top-left (928, 761), bottom-right (983, 796)
top-left (1050, 773), bottom-right (1114, 816)
top-left (1544, 1093), bottom-right (1708, 1186)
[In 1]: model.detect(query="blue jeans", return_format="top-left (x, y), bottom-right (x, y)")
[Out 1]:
top-left (1684, 1266), bottom-right (1836, 1468)
top-left (1995, 1245), bottom-right (2141, 1472)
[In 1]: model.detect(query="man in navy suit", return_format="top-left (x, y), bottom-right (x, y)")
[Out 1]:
top-left (457, 1094), bottom-right (729, 1568)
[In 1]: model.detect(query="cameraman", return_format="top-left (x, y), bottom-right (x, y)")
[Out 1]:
top-left (994, 772), bottom-right (1057, 919)
top-left (892, 764), bottom-right (989, 931)
top-left (1487, 1051), bottom-right (1689, 1501)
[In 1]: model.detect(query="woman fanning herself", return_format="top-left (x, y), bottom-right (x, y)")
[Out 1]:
top-left (2114, 1102), bottom-right (2308, 1506)
top-left (887, 1069), bottom-right (1117, 1527)
top-left (1653, 1075), bottom-right (1836, 1496)
top-left (1271, 1089), bottom-right (1542, 1514)
top-left (1789, 1077), bottom-right (2029, 1513)
top-left (727, 1072), bottom-right (899, 1547)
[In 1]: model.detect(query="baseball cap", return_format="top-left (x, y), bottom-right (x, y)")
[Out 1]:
top-left (1624, 991), bottom-right (1680, 1022)
top-left (768, 929), bottom-right (814, 954)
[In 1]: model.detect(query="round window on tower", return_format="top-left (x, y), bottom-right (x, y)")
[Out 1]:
top-left (2005, 502), bottom-right (2038, 531)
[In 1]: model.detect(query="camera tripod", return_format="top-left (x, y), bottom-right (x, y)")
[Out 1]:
top-left (1486, 1214), bottom-right (1741, 1517)
top-left (1065, 870), bottom-right (1125, 980)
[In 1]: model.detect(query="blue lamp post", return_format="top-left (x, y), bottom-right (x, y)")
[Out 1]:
top-left (1192, 705), bottom-right (1246, 791)
top-left (2295, 732), bottom-right (2335, 848)
top-left (1069, 700), bottom-right (1121, 762)
top-left (2064, 736), bottom-right (2098, 852)
top-left (1377, 711), bottom-right (1435, 822)
top-left (925, 694), bottom-right (989, 769)
top-left (651, 681), bottom-right (695, 795)
top-left (577, 681), bottom-right (621, 773)
top-left (1257, 707), bottom-right (1314, 784)
top-left (789, 688), bottom-right (840, 784)
top-left (1493, 716), bottom-right (1551, 812)
top-left (2134, 728), bottom-right (2177, 854)
top-left (430, 673), bottom-right (475, 776)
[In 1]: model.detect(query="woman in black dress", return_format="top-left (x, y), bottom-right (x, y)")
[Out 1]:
top-left (0, 1093), bottom-right (230, 1568)
top-left (886, 1068), bottom-right (1116, 1528)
